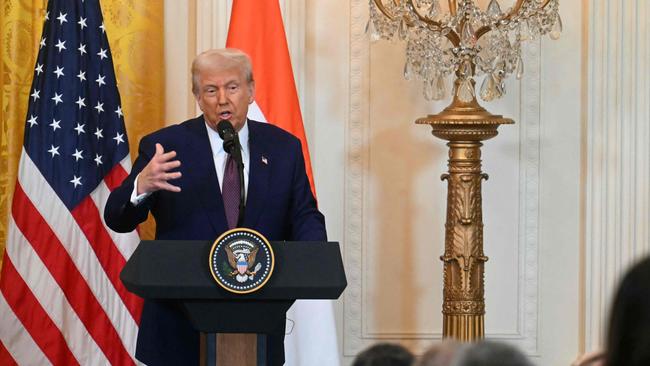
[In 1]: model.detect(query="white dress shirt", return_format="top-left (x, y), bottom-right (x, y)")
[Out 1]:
top-left (206, 120), bottom-right (250, 196)
top-left (130, 119), bottom-right (251, 205)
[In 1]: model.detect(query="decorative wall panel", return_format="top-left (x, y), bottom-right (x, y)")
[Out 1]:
top-left (585, 0), bottom-right (650, 351)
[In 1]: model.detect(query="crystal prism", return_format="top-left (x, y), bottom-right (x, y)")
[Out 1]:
top-left (404, 62), bottom-right (412, 80)
top-left (487, 0), bottom-right (502, 18)
top-left (398, 17), bottom-right (408, 40)
top-left (550, 14), bottom-right (563, 40)
top-left (480, 74), bottom-right (498, 102)
top-left (519, 21), bottom-right (531, 41)
top-left (424, 78), bottom-right (435, 101)
top-left (433, 74), bottom-right (446, 100)
top-left (515, 55), bottom-right (524, 80)
top-left (371, 26), bottom-right (382, 42)
top-left (457, 79), bottom-right (475, 103)
top-left (461, 22), bottom-right (477, 47)
top-left (365, 17), bottom-right (381, 41)
top-left (495, 75), bottom-right (505, 97)
top-left (428, 0), bottom-right (441, 19)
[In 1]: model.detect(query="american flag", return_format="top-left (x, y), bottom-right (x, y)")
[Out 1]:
top-left (0, 0), bottom-right (142, 365)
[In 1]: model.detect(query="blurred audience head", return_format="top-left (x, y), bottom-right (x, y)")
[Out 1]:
top-left (416, 340), bottom-right (464, 366)
top-left (451, 340), bottom-right (533, 366)
top-left (353, 343), bottom-right (415, 366)
top-left (571, 350), bottom-right (605, 366)
top-left (605, 256), bottom-right (650, 366)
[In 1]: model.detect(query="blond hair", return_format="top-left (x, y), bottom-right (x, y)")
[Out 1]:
top-left (191, 48), bottom-right (254, 95)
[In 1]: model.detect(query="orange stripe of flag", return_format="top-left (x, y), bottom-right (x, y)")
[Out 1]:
top-left (226, 0), bottom-right (316, 198)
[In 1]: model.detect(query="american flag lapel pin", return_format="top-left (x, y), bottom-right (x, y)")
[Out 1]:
top-left (261, 156), bottom-right (268, 165)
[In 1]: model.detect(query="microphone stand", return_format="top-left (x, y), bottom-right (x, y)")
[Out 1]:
top-left (232, 134), bottom-right (246, 227)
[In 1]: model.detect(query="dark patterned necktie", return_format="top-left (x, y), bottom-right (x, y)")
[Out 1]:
top-left (222, 154), bottom-right (240, 229)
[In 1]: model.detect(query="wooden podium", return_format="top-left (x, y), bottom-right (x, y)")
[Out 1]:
top-left (121, 240), bottom-right (347, 365)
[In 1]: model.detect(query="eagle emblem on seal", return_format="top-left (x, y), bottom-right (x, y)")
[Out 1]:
top-left (209, 228), bottom-right (274, 294)
top-left (225, 242), bottom-right (263, 283)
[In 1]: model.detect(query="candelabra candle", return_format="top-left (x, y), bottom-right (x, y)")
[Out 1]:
top-left (367, 0), bottom-right (562, 102)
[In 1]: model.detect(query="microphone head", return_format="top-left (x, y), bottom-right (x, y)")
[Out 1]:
top-left (216, 120), bottom-right (235, 139)
top-left (216, 120), bottom-right (236, 154)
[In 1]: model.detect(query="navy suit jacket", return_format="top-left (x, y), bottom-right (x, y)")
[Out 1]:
top-left (105, 117), bottom-right (326, 365)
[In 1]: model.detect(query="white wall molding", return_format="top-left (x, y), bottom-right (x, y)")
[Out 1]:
top-left (344, 0), bottom-right (370, 355)
top-left (164, 0), bottom-right (195, 124)
top-left (517, 40), bottom-right (541, 355)
top-left (584, 0), bottom-right (650, 351)
top-left (194, 0), bottom-right (229, 55)
top-left (280, 0), bottom-right (307, 116)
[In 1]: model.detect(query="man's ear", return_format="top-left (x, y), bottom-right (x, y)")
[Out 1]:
top-left (248, 81), bottom-right (256, 104)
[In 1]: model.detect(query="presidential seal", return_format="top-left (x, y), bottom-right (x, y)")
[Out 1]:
top-left (208, 228), bottom-right (274, 294)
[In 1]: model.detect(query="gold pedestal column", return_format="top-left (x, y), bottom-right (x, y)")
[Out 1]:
top-left (417, 90), bottom-right (513, 341)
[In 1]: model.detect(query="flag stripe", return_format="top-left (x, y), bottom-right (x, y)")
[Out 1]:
top-left (70, 195), bottom-right (143, 323)
top-left (90, 183), bottom-right (140, 258)
top-left (90, 180), bottom-right (140, 260)
top-left (17, 150), bottom-right (139, 354)
top-left (6, 216), bottom-right (110, 366)
top-left (91, 160), bottom-right (140, 260)
top-left (11, 182), bottom-right (134, 366)
top-left (0, 339), bottom-right (18, 366)
top-left (105, 159), bottom-right (130, 191)
top-left (0, 290), bottom-right (51, 366)
top-left (0, 257), bottom-right (79, 366)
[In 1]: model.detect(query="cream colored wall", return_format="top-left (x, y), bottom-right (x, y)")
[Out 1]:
top-left (163, 1), bottom-right (649, 365)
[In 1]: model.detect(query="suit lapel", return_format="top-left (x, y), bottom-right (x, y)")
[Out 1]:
top-left (244, 122), bottom-right (269, 228)
top-left (184, 117), bottom-right (229, 235)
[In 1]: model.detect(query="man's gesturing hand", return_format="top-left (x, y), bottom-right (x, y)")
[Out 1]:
top-left (137, 143), bottom-right (182, 195)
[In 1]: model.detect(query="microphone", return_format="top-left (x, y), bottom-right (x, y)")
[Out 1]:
top-left (216, 120), bottom-right (237, 154)
top-left (216, 119), bottom-right (246, 226)
top-left (216, 119), bottom-right (242, 166)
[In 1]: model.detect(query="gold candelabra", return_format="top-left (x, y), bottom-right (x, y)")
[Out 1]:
top-left (368, 0), bottom-right (561, 341)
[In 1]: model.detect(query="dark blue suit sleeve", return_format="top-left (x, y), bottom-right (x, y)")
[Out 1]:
top-left (288, 139), bottom-right (327, 241)
top-left (104, 136), bottom-right (156, 233)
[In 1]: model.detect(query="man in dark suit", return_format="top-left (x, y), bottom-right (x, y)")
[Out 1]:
top-left (104, 48), bottom-right (326, 366)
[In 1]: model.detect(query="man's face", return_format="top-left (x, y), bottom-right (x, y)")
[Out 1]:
top-left (195, 65), bottom-right (254, 132)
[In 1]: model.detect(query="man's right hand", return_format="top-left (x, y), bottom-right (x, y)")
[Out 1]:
top-left (137, 143), bottom-right (182, 195)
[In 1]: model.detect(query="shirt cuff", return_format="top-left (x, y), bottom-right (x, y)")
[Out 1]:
top-left (130, 174), bottom-right (152, 206)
